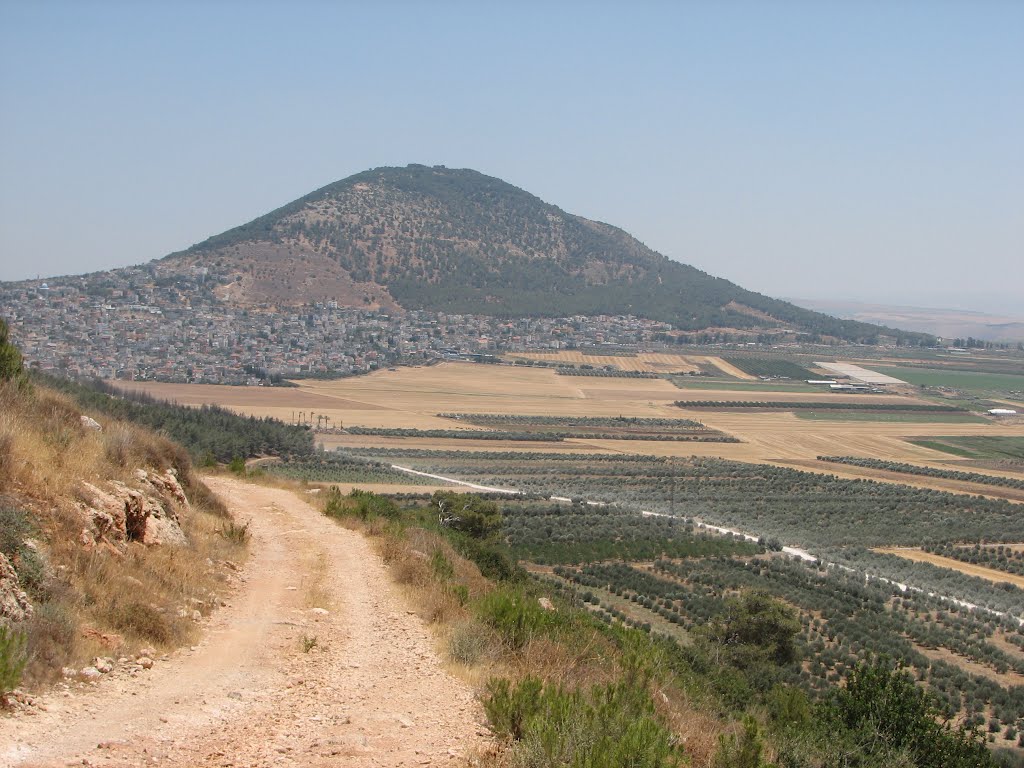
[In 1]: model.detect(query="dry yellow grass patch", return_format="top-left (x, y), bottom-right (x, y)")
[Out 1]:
top-left (0, 380), bottom-right (248, 688)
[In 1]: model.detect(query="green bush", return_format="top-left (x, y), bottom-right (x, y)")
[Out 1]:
top-left (484, 677), bottom-right (681, 768)
top-left (352, 490), bottom-right (400, 520)
top-left (831, 659), bottom-right (992, 768)
top-left (24, 601), bottom-right (76, 684)
top-left (0, 505), bottom-right (32, 560)
top-left (0, 624), bottom-right (28, 696)
top-left (0, 318), bottom-right (27, 387)
top-left (711, 716), bottom-right (770, 768)
top-left (449, 532), bottom-right (523, 582)
top-left (476, 588), bottom-right (558, 651)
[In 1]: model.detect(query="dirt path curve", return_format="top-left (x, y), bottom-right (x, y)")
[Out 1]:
top-left (0, 477), bottom-right (487, 768)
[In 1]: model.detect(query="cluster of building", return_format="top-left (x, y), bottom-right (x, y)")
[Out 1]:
top-left (0, 265), bottom-right (673, 384)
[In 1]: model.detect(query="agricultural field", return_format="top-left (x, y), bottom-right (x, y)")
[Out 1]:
top-left (670, 376), bottom-right (819, 392)
top-left (721, 356), bottom-right (819, 380)
top-left (922, 543), bottom-right (1024, 581)
top-left (909, 437), bottom-right (1024, 463)
top-left (794, 410), bottom-right (989, 423)
top-left (118, 362), bottom-right (1024, 468)
top-left (871, 365), bottom-right (1024, 396)
top-left (547, 556), bottom-right (1024, 730)
top-left (115, 361), bottom-right (1024, 751)
top-left (675, 400), bottom-right (969, 411)
top-left (355, 461), bottom-right (1024, 740)
top-left (817, 456), bottom-right (1024, 491)
top-left (263, 452), bottom-right (446, 485)
top-left (340, 449), bottom-right (1024, 558)
top-left (434, 413), bottom-right (736, 442)
top-left (504, 350), bottom-right (701, 373)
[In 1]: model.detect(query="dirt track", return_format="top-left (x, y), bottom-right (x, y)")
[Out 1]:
top-left (0, 477), bottom-right (486, 767)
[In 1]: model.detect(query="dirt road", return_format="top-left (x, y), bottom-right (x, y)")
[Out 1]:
top-left (0, 477), bottom-right (487, 767)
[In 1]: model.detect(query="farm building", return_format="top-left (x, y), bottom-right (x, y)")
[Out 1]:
top-left (987, 408), bottom-right (1018, 416)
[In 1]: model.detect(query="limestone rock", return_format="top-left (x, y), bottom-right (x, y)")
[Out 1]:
top-left (136, 468), bottom-right (190, 510)
top-left (77, 477), bottom-right (187, 547)
top-left (537, 597), bottom-right (555, 612)
top-left (79, 481), bottom-right (128, 541)
top-left (0, 552), bottom-right (33, 624)
top-left (80, 415), bottom-right (102, 431)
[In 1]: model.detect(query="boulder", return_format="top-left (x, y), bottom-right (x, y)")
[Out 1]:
top-left (80, 666), bottom-right (101, 680)
top-left (78, 477), bottom-right (187, 547)
top-left (136, 469), bottom-right (190, 510)
top-left (78, 481), bottom-right (128, 541)
top-left (0, 552), bottom-right (33, 624)
top-left (80, 415), bottom-right (103, 431)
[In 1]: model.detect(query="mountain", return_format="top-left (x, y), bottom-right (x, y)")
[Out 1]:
top-left (165, 164), bottom-right (928, 343)
top-left (790, 298), bottom-right (1024, 344)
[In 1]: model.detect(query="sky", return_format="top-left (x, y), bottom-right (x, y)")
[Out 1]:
top-left (1, 1), bottom-right (1021, 314)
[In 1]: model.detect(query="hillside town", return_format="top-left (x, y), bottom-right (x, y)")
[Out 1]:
top-left (0, 265), bottom-right (678, 384)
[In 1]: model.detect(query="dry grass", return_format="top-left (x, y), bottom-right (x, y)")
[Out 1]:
top-left (1, 380), bottom-right (249, 688)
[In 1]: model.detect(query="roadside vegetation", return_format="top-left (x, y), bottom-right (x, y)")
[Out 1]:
top-left (0, 324), bottom-right (249, 696)
top-left (316, 485), bottom-right (1008, 767)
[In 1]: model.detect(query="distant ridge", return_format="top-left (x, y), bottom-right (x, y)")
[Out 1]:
top-left (153, 164), bottom-right (929, 343)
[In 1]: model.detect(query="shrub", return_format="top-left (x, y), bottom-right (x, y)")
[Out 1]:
top-left (349, 489), bottom-right (400, 521)
top-left (219, 520), bottom-right (251, 545)
top-left (484, 677), bottom-right (681, 768)
top-left (476, 588), bottom-right (557, 651)
top-left (430, 550), bottom-right (455, 580)
top-left (0, 624), bottom-right (27, 697)
top-left (0, 504), bottom-right (32, 559)
top-left (711, 717), bottom-right (769, 768)
top-left (448, 619), bottom-right (496, 666)
top-left (23, 601), bottom-right (75, 684)
top-left (104, 600), bottom-right (174, 645)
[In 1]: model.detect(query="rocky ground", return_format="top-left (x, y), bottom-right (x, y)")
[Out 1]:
top-left (0, 477), bottom-right (489, 767)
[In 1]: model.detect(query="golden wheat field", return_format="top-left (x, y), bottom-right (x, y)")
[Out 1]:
top-left (116, 362), bottom-right (1024, 475)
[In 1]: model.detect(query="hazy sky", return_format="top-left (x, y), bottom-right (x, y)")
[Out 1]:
top-left (1, 1), bottom-right (1021, 313)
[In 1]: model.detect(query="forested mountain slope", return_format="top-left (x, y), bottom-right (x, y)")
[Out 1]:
top-left (167, 164), bottom-right (926, 343)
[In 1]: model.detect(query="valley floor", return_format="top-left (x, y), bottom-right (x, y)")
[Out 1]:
top-left (0, 477), bottom-right (486, 768)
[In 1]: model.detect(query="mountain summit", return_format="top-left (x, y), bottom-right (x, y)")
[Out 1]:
top-left (167, 164), bottom-right (919, 342)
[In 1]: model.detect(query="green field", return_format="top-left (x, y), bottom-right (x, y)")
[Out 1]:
top-left (670, 377), bottom-right (817, 392)
top-left (872, 365), bottom-right (1024, 394)
top-left (794, 410), bottom-right (989, 423)
top-left (909, 436), bottom-right (1024, 460)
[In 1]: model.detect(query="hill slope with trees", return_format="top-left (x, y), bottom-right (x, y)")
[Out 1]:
top-left (166, 164), bottom-right (928, 343)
